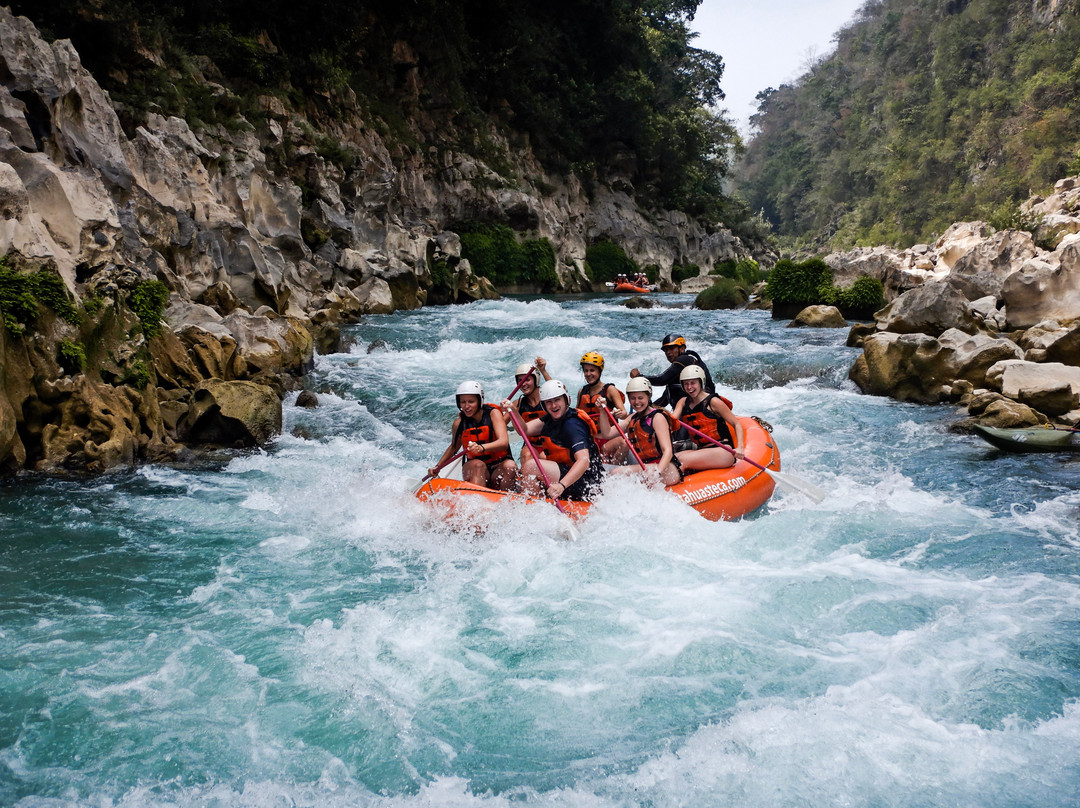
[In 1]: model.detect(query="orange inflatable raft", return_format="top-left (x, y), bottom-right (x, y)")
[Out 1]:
top-left (612, 282), bottom-right (652, 294)
top-left (416, 416), bottom-right (779, 523)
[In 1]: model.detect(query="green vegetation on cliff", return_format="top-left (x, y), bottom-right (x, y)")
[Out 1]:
top-left (456, 223), bottom-right (559, 290)
top-left (18, 0), bottom-right (743, 221)
top-left (765, 257), bottom-right (884, 317)
top-left (0, 258), bottom-right (80, 335)
top-left (738, 0), bottom-right (1080, 249)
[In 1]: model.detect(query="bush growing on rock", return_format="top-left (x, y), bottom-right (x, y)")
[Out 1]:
top-left (128, 280), bottom-right (170, 338)
top-left (585, 240), bottom-right (638, 284)
top-left (671, 264), bottom-right (700, 284)
top-left (518, 239), bottom-right (559, 289)
top-left (694, 278), bottom-right (748, 310)
top-left (836, 275), bottom-right (885, 315)
top-left (456, 223), bottom-right (559, 290)
top-left (122, 360), bottom-right (154, 390)
top-left (767, 256), bottom-right (883, 318)
top-left (0, 259), bottom-right (80, 335)
top-left (709, 258), bottom-right (762, 287)
top-left (57, 339), bottom-right (86, 375)
top-left (766, 257), bottom-right (833, 306)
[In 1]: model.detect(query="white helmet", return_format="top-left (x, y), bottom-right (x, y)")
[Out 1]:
top-left (625, 377), bottom-right (653, 395)
top-left (455, 380), bottom-right (484, 405)
top-left (539, 379), bottom-right (570, 403)
top-left (514, 363), bottom-right (542, 386)
top-left (679, 365), bottom-right (706, 384)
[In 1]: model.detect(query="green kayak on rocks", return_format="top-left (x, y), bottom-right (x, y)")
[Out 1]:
top-left (972, 424), bottom-right (1080, 453)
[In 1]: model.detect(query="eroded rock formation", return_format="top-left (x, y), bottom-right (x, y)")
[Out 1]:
top-left (0, 7), bottom-right (757, 472)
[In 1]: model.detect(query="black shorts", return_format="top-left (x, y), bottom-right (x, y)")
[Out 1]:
top-left (555, 461), bottom-right (605, 501)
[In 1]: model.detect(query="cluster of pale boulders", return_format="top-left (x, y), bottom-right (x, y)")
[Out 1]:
top-left (841, 180), bottom-right (1080, 429)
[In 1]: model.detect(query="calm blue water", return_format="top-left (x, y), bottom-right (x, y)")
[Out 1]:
top-left (2, 295), bottom-right (1079, 807)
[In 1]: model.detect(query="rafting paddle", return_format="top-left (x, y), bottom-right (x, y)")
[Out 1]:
top-left (504, 405), bottom-right (581, 538)
top-left (413, 448), bottom-right (466, 492)
top-left (598, 403), bottom-right (647, 470)
top-left (676, 418), bottom-right (827, 503)
top-left (414, 367), bottom-right (540, 492)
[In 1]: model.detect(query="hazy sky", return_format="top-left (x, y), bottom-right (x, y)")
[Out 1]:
top-left (691, 0), bottom-right (868, 136)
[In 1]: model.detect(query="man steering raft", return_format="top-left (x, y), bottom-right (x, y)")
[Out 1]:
top-left (506, 380), bottom-right (605, 501)
top-left (429, 380), bottom-right (517, 491)
top-left (630, 334), bottom-right (715, 409)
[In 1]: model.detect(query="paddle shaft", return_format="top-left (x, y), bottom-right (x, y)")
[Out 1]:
top-left (675, 418), bottom-right (759, 468)
top-left (599, 403), bottom-right (647, 470)
top-left (419, 449), bottom-right (466, 485)
top-left (505, 405), bottom-right (571, 516)
top-left (676, 417), bottom-right (826, 502)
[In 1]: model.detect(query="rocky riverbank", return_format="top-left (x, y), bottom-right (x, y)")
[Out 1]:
top-left (832, 178), bottom-right (1080, 430)
top-left (0, 7), bottom-right (758, 474)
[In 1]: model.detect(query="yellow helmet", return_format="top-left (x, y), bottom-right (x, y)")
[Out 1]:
top-left (661, 334), bottom-right (686, 350)
top-left (580, 351), bottom-right (605, 372)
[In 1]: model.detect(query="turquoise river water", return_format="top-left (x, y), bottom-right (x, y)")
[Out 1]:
top-left (2, 294), bottom-right (1080, 807)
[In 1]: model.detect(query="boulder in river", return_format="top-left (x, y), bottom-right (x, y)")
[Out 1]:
top-left (850, 329), bottom-right (1024, 403)
top-left (789, 305), bottom-right (847, 328)
top-left (1001, 234), bottom-right (1080, 328)
top-left (985, 360), bottom-right (1080, 414)
top-left (180, 380), bottom-right (282, 447)
top-left (873, 281), bottom-right (984, 337)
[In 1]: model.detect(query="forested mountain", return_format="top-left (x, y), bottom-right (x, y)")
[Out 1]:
top-left (14, 0), bottom-right (743, 222)
top-left (737, 0), bottom-right (1080, 249)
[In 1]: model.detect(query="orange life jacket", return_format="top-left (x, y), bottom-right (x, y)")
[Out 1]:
top-left (681, 394), bottom-right (735, 448)
top-left (516, 394), bottom-right (546, 448)
top-left (626, 408), bottom-right (678, 463)
top-left (456, 404), bottom-right (510, 464)
top-left (536, 409), bottom-right (598, 465)
top-left (576, 382), bottom-right (614, 423)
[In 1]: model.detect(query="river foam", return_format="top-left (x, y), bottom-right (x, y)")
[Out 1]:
top-left (2, 295), bottom-right (1079, 807)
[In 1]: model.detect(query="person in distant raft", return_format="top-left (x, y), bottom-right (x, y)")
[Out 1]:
top-left (504, 358), bottom-right (551, 461)
top-left (629, 334), bottom-right (715, 410)
top-left (507, 380), bottom-right (605, 501)
top-left (671, 365), bottom-right (744, 471)
top-left (575, 351), bottom-right (626, 460)
top-left (598, 377), bottom-right (682, 486)
top-left (429, 380), bottom-right (517, 491)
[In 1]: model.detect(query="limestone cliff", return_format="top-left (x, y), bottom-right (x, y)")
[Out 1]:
top-left (0, 7), bottom-right (755, 473)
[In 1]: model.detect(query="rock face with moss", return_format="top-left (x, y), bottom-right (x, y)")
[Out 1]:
top-left (0, 7), bottom-right (758, 472)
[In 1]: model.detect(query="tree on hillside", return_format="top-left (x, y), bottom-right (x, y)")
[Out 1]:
top-left (737, 0), bottom-right (1080, 249)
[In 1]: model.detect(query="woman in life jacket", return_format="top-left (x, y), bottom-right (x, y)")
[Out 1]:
top-left (428, 380), bottom-right (517, 490)
top-left (575, 351), bottom-right (626, 461)
top-left (503, 358), bottom-right (551, 461)
top-left (671, 365), bottom-right (744, 472)
top-left (508, 379), bottom-right (605, 501)
top-left (597, 377), bottom-right (682, 486)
